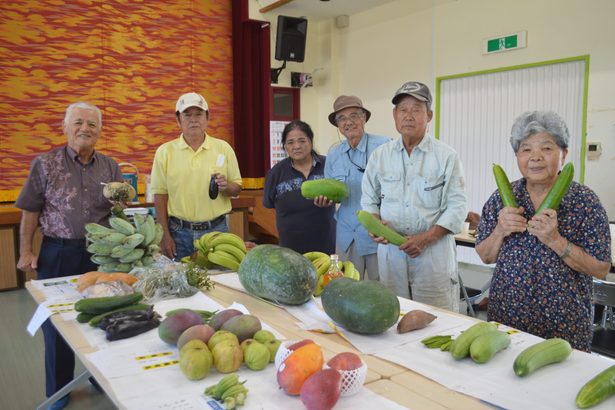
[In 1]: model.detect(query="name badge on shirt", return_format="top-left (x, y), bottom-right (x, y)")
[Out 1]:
top-left (216, 154), bottom-right (225, 167)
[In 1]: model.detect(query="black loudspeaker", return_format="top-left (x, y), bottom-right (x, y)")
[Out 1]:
top-left (275, 15), bottom-right (308, 62)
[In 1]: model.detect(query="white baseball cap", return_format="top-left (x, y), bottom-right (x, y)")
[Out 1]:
top-left (175, 92), bottom-right (208, 113)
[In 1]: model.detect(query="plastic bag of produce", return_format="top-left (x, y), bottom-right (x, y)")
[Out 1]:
top-left (131, 256), bottom-right (210, 302)
top-left (82, 280), bottom-right (135, 298)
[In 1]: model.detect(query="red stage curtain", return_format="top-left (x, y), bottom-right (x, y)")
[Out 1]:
top-left (232, 0), bottom-right (271, 189)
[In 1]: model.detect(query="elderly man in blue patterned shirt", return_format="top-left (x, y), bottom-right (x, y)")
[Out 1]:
top-left (362, 82), bottom-right (467, 311)
top-left (322, 96), bottom-right (389, 280)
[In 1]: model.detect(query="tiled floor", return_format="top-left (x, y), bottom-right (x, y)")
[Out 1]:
top-left (0, 288), bottom-right (115, 409)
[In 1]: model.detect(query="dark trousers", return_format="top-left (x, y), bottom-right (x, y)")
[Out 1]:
top-left (38, 237), bottom-right (97, 397)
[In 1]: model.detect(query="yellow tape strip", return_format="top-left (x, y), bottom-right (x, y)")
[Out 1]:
top-left (143, 360), bottom-right (179, 370)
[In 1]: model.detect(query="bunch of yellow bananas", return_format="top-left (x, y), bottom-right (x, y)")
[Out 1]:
top-left (192, 231), bottom-right (247, 271)
top-left (302, 251), bottom-right (360, 296)
top-left (85, 214), bottom-right (163, 272)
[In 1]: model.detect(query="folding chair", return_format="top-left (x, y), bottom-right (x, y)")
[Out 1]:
top-left (459, 272), bottom-right (491, 317)
top-left (591, 279), bottom-right (615, 358)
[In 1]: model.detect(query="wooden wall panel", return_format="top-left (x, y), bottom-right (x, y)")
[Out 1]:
top-left (0, 0), bottom-right (234, 201)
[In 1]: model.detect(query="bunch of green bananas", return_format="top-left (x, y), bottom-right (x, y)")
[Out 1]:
top-left (421, 335), bottom-right (454, 351)
top-left (85, 214), bottom-right (163, 272)
top-left (204, 374), bottom-right (248, 409)
top-left (192, 231), bottom-right (247, 271)
top-left (303, 251), bottom-right (361, 296)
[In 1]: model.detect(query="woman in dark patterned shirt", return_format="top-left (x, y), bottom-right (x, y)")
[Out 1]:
top-left (475, 111), bottom-right (611, 351)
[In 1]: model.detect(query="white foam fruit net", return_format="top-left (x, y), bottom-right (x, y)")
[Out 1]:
top-left (274, 340), bottom-right (368, 396)
top-left (326, 362), bottom-right (368, 396)
top-left (274, 340), bottom-right (295, 369)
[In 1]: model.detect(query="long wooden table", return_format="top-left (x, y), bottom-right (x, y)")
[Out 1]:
top-left (26, 280), bottom-right (489, 410)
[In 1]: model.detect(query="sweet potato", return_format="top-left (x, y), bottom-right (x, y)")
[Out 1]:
top-left (76, 271), bottom-right (106, 292)
top-left (397, 310), bottom-right (437, 333)
top-left (96, 272), bottom-right (139, 287)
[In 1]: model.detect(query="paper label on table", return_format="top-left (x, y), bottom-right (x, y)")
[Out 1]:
top-left (31, 276), bottom-right (82, 300)
top-left (27, 303), bottom-right (52, 336)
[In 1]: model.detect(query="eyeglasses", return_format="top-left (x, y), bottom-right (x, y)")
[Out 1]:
top-left (335, 112), bottom-right (363, 125)
top-left (347, 138), bottom-right (369, 173)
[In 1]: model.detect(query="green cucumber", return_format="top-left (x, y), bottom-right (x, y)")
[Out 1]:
top-left (450, 321), bottom-right (498, 360)
top-left (356, 210), bottom-right (405, 246)
top-left (493, 164), bottom-right (518, 207)
top-left (74, 292), bottom-right (144, 314)
top-left (576, 365), bottom-right (615, 408)
top-left (76, 312), bottom-right (97, 323)
top-left (513, 337), bottom-right (572, 377)
top-left (469, 330), bottom-right (511, 364)
top-left (535, 162), bottom-right (574, 215)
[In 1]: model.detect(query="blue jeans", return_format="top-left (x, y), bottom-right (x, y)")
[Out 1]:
top-left (169, 216), bottom-right (228, 260)
top-left (37, 237), bottom-right (98, 397)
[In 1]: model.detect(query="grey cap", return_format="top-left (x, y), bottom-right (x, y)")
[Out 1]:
top-left (392, 81), bottom-right (432, 109)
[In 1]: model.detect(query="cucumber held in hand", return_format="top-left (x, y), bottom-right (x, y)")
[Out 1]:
top-left (493, 164), bottom-right (518, 207)
top-left (535, 162), bottom-right (574, 215)
top-left (301, 178), bottom-right (349, 202)
top-left (356, 210), bottom-right (405, 246)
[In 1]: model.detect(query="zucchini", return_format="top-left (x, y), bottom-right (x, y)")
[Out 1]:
top-left (576, 365), bottom-right (615, 409)
top-left (493, 164), bottom-right (518, 207)
top-left (469, 330), bottom-right (511, 364)
top-left (450, 321), bottom-right (498, 360)
top-left (513, 337), bottom-right (572, 377)
top-left (74, 292), bottom-right (144, 314)
top-left (535, 162), bottom-right (574, 215)
top-left (88, 303), bottom-right (152, 327)
top-left (76, 312), bottom-right (96, 323)
top-left (356, 210), bottom-right (406, 246)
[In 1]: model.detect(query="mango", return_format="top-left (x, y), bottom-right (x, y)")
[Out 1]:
top-left (277, 342), bottom-right (324, 395)
top-left (179, 340), bottom-right (213, 380)
top-left (177, 324), bottom-right (216, 350)
top-left (158, 310), bottom-right (203, 345)
top-left (209, 309), bottom-right (244, 330)
top-left (300, 369), bottom-right (342, 410)
top-left (220, 314), bottom-right (262, 342)
top-left (327, 352), bottom-right (363, 371)
top-left (288, 339), bottom-right (314, 351)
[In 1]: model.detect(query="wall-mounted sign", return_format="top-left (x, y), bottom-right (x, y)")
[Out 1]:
top-left (483, 31), bottom-right (527, 54)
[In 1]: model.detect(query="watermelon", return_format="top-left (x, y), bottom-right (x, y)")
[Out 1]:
top-left (237, 245), bottom-right (317, 305)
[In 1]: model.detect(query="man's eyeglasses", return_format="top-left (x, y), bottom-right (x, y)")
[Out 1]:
top-left (335, 112), bottom-right (363, 125)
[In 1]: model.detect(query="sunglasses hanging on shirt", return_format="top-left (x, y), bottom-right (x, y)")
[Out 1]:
top-left (346, 138), bottom-right (368, 173)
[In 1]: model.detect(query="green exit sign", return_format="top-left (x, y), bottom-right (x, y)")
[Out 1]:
top-left (483, 31), bottom-right (527, 54)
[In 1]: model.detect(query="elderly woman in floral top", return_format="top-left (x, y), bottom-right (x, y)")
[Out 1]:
top-left (475, 111), bottom-right (611, 351)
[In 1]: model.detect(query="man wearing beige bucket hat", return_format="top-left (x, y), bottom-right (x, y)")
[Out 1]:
top-left (361, 82), bottom-right (467, 311)
top-left (321, 95), bottom-right (389, 280)
top-left (151, 92), bottom-right (242, 260)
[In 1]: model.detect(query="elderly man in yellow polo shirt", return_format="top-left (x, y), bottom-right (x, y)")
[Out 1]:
top-left (151, 92), bottom-right (242, 260)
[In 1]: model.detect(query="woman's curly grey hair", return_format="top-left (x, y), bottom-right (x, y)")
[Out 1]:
top-left (510, 111), bottom-right (570, 153)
